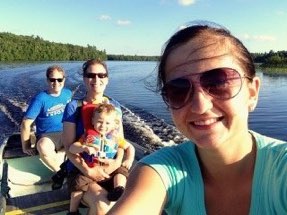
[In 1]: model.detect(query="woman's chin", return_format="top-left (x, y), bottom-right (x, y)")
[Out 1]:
top-left (91, 86), bottom-right (104, 93)
top-left (186, 128), bottom-right (227, 149)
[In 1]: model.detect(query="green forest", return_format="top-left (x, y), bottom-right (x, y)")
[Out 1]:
top-left (253, 51), bottom-right (287, 68)
top-left (0, 31), bottom-right (287, 69)
top-left (0, 32), bottom-right (158, 62)
top-left (0, 32), bottom-right (107, 61)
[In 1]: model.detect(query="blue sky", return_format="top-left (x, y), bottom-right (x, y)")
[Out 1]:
top-left (0, 0), bottom-right (286, 56)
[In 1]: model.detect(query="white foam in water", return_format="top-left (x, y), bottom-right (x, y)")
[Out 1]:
top-left (121, 105), bottom-right (188, 151)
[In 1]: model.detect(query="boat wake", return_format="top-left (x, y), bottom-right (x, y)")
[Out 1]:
top-left (121, 105), bottom-right (187, 151)
top-left (0, 74), bottom-right (188, 150)
top-left (0, 94), bottom-right (186, 152)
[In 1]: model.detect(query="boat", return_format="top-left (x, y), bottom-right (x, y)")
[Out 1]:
top-left (0, 132), bottom-right (150, 214)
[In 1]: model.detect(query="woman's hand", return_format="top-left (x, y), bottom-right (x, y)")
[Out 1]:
top-left (97, 158), bottom-right (121, 175)
top-left (86, 164), bottom-right (110, 182)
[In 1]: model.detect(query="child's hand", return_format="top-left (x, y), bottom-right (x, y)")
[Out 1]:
top-left (122, 159), bottom-right (133, 170)
top-left (83, 145), bottom-right (98, 155)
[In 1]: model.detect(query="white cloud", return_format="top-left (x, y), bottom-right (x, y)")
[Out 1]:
top-left (116, 20), bottom-right (131, 26)
top-left (178, 25), bottom-right (188, 30)
top-left (275, 10), bottom-right (285, 16)
top-left (98, 15), bottom-right (111, 21)
top-left (243, 34), bottom-right (276, 42)
top-left (178, 0), bottom-right (196, 6)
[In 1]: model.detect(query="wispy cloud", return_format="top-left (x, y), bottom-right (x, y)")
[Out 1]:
top-left (116, 20), bottom-right (131, 26)
top-left (178, 0), bottom-right (196, 6)
top-left (243, 34), bottom-right (276, 42)
top-left (275, 10), bottom-right (285, 16)
top-left (98, 15), bottom-right (112, 21)
top-left (97, 15), bottom-right (131, 26)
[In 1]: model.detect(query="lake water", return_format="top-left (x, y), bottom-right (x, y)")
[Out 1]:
top-left (0, 61), bottom-right (286, 145)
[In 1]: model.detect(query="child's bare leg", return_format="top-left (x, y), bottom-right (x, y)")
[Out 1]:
top-left (70, 190), bottom-right (84, 212)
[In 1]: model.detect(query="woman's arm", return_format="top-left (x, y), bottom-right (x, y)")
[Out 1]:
top-left (99, 147), bottom-right (124, 175)
top-left (63, 122), bottom-right (87, 168)
top-left (63, 122), bottom-right (111, 181)
top-left (63, 122), bottom-right (102, 176)
top-left (69, 140), bottom-right (85, 154)
top-left (107, 163), bottom-right (167, 215)
top-left (69, 140), bottom-right (96, 155)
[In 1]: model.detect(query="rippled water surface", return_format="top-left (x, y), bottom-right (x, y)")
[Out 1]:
top-left (0, 61), bottom-right (286, 143)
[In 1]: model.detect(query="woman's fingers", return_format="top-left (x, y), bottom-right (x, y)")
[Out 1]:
top-left (97, 158), bottom-right (110, 165)
top-left (95, 168), bottom-right (110, 181)
top-left (88, 165), bottom-right (110, 181)
top-left (101, 168), bottom-right (110, 179)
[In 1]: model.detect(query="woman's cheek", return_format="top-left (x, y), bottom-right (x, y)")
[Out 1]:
top-left (171, 109), bottom-right (189, 134)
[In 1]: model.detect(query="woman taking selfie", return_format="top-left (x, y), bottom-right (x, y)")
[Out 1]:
top-left (108, 21), bottom-right (287, 215)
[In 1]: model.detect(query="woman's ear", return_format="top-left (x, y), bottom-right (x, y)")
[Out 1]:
top-left (248, 76), bottom-right (260, 112)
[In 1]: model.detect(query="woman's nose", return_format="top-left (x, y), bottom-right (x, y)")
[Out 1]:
top-left (189, 87), bottom-right (213, 114)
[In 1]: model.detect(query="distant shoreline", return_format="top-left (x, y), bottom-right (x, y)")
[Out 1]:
top-left (261, 68), bottom-right (287, 76)
top-left (255, 64), bottom-right (287, 76)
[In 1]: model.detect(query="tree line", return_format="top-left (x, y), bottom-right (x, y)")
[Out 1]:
top-left (0, 32), bottom-right (106, 61)
top-left (252, 50), bottom-right (287, 68)
top-left (0, 31), bottom-right (286, 65)
top-left (0, 32), bottom-right (158, 62)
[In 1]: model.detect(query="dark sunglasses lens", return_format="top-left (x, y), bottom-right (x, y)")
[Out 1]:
top-left (49, 78), bottom-right (64, 82)
top-left (200, 69), bottom-right (241, 99)
top-left (97, 73), bottom-right (108, 78)
top-left (163, 78), bottom-right (191, 109)
top-left (86, 73), bottom-right (95, 78)
top-left (85, 73), bottom-right (107, 79)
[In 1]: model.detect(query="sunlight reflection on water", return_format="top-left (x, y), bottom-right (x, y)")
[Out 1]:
top-left (0, 61), bottom-right (286, 142)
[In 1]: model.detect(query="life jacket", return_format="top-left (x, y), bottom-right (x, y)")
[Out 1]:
top-left (78, 97), bottom-right (110, 132)
top-left (78, 97), bottom-right (121, 167)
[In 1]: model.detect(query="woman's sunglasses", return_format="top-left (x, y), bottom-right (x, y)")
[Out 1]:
top-left (161, 68), bottom-right (252, 110)
top-left (84, 73), bottom-right (108, 79)
top-left (48, 78), bottom-right (64, 83)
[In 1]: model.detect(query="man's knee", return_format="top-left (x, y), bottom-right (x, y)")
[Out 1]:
top-left (37, 137), bottom-right (56, 155)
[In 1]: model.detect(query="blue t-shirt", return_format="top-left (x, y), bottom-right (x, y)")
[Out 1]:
top-left (25, 88), bottom-right (72, 135)
top-left (140, 131), bottom-right (287, 215)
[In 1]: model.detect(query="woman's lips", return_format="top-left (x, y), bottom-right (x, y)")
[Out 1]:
top-left (190, 116), bottom-right (224, 129)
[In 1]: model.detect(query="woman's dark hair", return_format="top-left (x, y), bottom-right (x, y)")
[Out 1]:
top-left (82, 58), bottom-right (109, 76)
top-left (157, 21), bottom-right (255, 92)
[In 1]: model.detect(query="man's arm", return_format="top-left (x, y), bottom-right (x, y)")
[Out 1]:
top-left (20, 118), bottom-right (37, 155)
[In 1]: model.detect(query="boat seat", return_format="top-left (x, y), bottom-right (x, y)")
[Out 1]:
top-left (7, 155), bottom-right (53, 186)
top-left (5, 187), bottom-right (70, 215)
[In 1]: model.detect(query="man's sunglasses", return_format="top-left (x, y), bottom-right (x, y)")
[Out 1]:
top-left (161, 68), bottom-right (252, 110)
top-left (84, 73), bottom-right (108, 79)
top-left (48, 78), bottom-right (65, 83)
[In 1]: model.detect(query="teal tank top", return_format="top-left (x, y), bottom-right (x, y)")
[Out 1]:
top-left (140, 131), bottom-right (287, 214)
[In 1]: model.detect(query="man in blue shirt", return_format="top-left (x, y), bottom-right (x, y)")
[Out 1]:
top-left (21, 65), bottom-right (72, 172)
